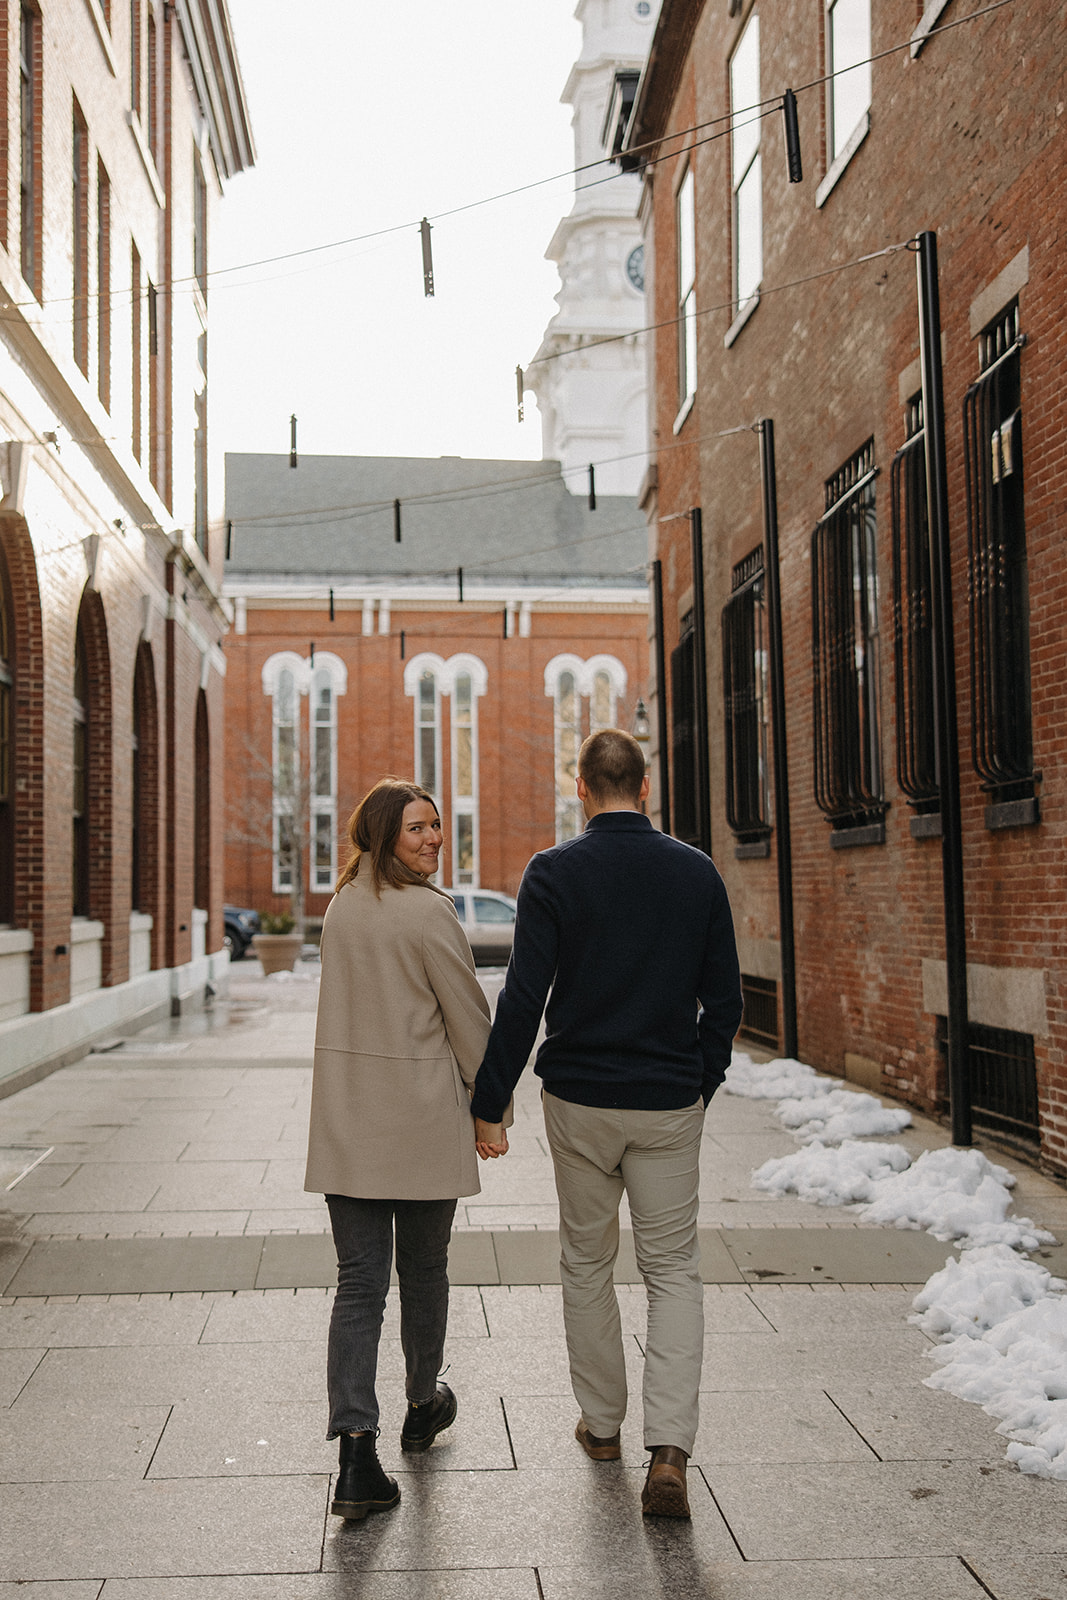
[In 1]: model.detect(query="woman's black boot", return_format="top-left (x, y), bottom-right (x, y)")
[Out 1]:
top-left (331, 1431), bottom-right (400, 1521)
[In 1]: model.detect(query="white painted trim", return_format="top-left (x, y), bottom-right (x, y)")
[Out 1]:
top-left (815, 110), bottom-right (870, 209)
top-left (725, 292), bottom-right (760, 348)
top-left (910, 0), bottom-right (953, 58)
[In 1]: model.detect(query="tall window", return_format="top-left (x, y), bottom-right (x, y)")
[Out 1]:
top-left (193, 154), bottom-right (207, 298)
top-left (72, 103), bottom-right (90, 376)
top-left (311, 667), bottom-right (338, 892)
top-left (73, 620), bottom-right (90, 915)
top-left (676, 165), bottom-right (697, 415)
top-left (20, 5), bottom-right (39, 294)
top-left (0, 550), bottom-right (13, 924)
top-left (963, 301), bottom-right (1034, 819)
top-left (97, 161), bottom-right (111, 410)
top-left (415, 668), bottom-right (440, 797)
top-left (554, 669), bottom-right (583, 842)
top-left (194, 690), bottom-right (210, 910)
top-left (451, 672), bottom-right (476, 884)
top-left (827, 0), bottom-right (871, 163)
top-left (148, 279), bottom-right (161, 490)
top-left (722, 548), bottom-right (771, 847)
top-left (545, 655), bottom-right (627, 844)
top-left (130, 0), bottom-right (141, 118)
top-left (730, 13), bottom-right (762, 317)
top-left (890, 395), bottom-right (938, 817)
top-left (811, 439), bottom-right (885, 837)
top-left (405, 654), bottom-right (486, 881)
top-left (131, 245), bottom-right (142, 462)
top-left (147, 10), bottom-right (159, 168)
top-left (272, 666), bottom-right (297, 895)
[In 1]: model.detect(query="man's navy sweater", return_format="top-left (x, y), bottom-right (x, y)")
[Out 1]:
top-left (469, 811), bottom-right (743, 1121)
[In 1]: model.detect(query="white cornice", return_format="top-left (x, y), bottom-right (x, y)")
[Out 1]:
top-left (224, 578), bottom-right (646, 610)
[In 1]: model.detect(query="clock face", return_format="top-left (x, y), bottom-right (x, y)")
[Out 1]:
top-left (625, 245), bottom-right (645, 293)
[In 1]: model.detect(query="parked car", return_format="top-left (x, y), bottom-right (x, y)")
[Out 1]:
top-left (223, 904), bottom-right (261, 961)
top-left (444, 889), bottom-right (517, 967)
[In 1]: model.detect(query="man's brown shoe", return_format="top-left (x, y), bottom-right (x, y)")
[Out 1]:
top-left (641, 1445), bottom-right (690, 1517)
top-left (575, 1419), bottom-right (621, 1460)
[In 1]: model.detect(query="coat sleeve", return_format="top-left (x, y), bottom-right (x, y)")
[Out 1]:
top-left (421, 899), bottom-right (492, 1092)
top-left (469, 851), bottom-right (558, 1122)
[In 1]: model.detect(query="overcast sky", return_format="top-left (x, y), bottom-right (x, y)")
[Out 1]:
top-left (210, 1), bottom-right (586, 478)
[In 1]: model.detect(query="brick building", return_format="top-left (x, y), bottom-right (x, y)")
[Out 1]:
top-left (625, 0), bottom-right (1067, 1171)
top-left (0, 1), bottom-right (252, 1091)
top-left (222, 451), bottom-right (649, 927)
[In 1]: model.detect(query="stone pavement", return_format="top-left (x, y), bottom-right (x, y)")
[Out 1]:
top-left (1, 960), bottom-right (1065, 1597)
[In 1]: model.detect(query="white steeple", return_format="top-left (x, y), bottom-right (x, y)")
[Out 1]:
top-left (527, 0), bottom-right (659, 497)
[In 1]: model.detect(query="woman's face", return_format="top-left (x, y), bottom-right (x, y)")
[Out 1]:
top-left (393, 799), bottom-right (443, 878)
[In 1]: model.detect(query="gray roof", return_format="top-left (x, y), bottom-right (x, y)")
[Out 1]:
top-left (224, 453), bottom-right (647, 587)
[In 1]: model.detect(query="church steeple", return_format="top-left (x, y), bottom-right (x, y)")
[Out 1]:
top-left (527, 0), bottom-right (659, 497)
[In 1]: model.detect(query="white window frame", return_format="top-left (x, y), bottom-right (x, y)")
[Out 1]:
top-left (262, 650), bottom-right (346, 896)
top-left (405, 652), bottom-right (487, 886)
top-left (826, 0), bottom-right (871, 165)
top-left (675, 164), bottom-right (697, 427)
top-left (729, 13), bottom-right (762, 328)
top-left (544, 654), bottom-right (628, 844)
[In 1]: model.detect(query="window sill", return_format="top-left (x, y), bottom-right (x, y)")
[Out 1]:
top-left (910, 812), bottom-right (942, 839)
top-left (815, 112), bottom-right (870, 209)
top-left (672, 392), bottom-right (696, 436)
top-left (83, 0), bottom-right (118, 76)
top-left (735, 837), bottom-right (771, 859)
top-left (126, 111), bottom-right (166, 209)
top-left (986, 797), bottom-right (1040, 830)
top-left (829, 820), bottom-right (885, 850)
top-left (911, 0), bottom-right (953, 58)
top-left (724, 292), bottom-right (760, 348)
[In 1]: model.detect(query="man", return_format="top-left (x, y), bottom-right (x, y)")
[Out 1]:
top-left (471, 728), bottom-right (742, 1518)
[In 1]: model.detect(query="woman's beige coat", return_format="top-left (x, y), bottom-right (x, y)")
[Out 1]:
top-left (304, 873), bottom-right (492, 1200)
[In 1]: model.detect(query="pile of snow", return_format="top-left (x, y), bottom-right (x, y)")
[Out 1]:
top-left (914, 1247), bottom-right (1067, 1479)
top-left (724, 1054), bottom-right (834, 1101)
top-left (777, 1088), bottom-right (913, 1143)
top-left (752, 1139), bottom-right (912, 1206)
top-left (735, 1048), bottom-right (1065, 1479)
top-left (860, 1147), bottom-right (1055, 1252)
top-left (725, 1052), bottom-right (913, 1142)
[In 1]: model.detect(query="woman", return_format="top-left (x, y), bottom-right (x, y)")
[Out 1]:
top-left (305, 778), bottom-right (492, 1521)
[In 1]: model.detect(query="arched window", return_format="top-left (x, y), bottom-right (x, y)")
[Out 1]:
top-left (261, 651), bottom-right (347, 898)
top-left (415, 666), bottom-right (440, 799)
top-left (555, 669), bottom-right (583, 842)
top-left (544, 654), bottom-right (628, 843)
top-left (404, 653), bottom-right (487, 884)
top-left (273, 665), bottom-right (297, 894)
top-left (73, 618), bottom-right (90, 916)
top-left (194, 689), bottom-right (209, 910)
top-left (311, 666), bottom-right (337, 892)
top-left (0, 548), bottom-right (13, 923)
top-left (452, 671), bottom-right (476, 884)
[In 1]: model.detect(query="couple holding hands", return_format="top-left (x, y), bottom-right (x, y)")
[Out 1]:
top-left (304, 729), bottom-right (742, 1524)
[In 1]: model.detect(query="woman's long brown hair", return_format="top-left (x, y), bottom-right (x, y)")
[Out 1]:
top-left (335, 778), bottom-right (439, 896)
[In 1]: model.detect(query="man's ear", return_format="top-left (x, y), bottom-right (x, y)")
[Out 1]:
top-left (576, 774), bottom-right (588, 799)
top-left (639, 771), bottom-right (651, 801)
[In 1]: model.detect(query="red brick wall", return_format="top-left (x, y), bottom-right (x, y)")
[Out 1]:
top-left (640, 0), bottom-right (1067, 1172)
top-left (223, 601), bottom-right (649, 919)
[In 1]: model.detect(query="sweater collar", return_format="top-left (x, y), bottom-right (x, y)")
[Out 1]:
top-left (583, 811), bottom-right (654, 832)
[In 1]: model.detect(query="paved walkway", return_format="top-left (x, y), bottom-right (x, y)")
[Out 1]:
top-left (1, 961), bottom-right (1065, 1596)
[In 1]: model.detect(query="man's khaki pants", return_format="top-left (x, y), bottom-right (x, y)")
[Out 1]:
top-left (543, 1090), bottom-right (705, 1455)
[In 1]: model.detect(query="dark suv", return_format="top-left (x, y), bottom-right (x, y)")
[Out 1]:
top-left (223, 905), bottom-right (261, 961)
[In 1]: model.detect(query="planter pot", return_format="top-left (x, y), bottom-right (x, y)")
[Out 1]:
top-left (251, 933), bottom-right (303, 975)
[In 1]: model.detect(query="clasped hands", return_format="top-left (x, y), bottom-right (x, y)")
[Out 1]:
top-left (474, 1117), bottom-right (509, 1160)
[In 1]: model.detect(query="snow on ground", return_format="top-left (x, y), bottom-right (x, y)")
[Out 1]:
top-left (727, 1049), bottom-right (1066, 1479)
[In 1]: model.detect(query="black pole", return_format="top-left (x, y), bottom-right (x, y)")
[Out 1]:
top-left (690, 508), bottom-right (712, 856)
top-left (289, 414), bottom-right (297, 468)
top-left (757, 419), bottom-right (798, 1060)
top-left (651, 559), bottom-right (671, 834)
top-left (917, 229), bottom-right (971, 1146)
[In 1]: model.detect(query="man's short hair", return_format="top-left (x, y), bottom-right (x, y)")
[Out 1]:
top-left (578, 728), bottom-right (646, 803)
